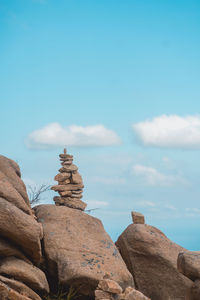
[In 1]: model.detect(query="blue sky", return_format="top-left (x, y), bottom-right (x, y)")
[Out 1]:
top-left (1, 0), bottom-right (200, 250)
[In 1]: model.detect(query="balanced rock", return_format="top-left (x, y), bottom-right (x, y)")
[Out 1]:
top-left (34, 204), bottom-right (134, 296)
top-left (51, 148), bottom-right (87, 210)
top-left (116, 223), bottom-right (192, 300)
top-left (131, 211), bottom-right (145, 224)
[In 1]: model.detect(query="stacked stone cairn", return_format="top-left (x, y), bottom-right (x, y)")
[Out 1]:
top-left (51, 148), bottom-right (87, 211)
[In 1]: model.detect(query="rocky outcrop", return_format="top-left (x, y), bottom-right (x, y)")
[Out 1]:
top-left (34, 204), bottom-right (134, 296)
top-left (1, 152), bottom-right (200, 300)
top-left (52, 148), bottom-right (86, 210)
top-left (178, 251), bottom-right (200, 281)
top-left (0, 155), bottom-right (48, 300)
top-left (0, 198), bottom-right (42, 263)
top-left (0, 155), bottom-right (29, 205)
top-left (116, 221), bottom-right (193, 300)
top-left (177, 251), bottom-right (200, 300)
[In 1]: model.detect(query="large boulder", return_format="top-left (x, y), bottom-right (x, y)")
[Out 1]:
top-left (0, 257), bottom-right (49, 293)
top-left (0, 155), bottom-right (29, 205)
top-left (0, 155), bottom-right (47, 300)
top-left (178, 251), bottom-right (200, 281)
top-left (34, 204), bottom-right (134, 296)
top-left (0, 171), bottom-right (32, 215)
top-left (116, 224), bottom-right (193, 300)
top-left (0, 197), bottom-right (42, 263)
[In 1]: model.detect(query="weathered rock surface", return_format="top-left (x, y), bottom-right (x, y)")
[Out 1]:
top-left (189, 279), bottom-right (200, 300)
top-left (95, 278), bottom-right (150, 300)
top-left (0, 173), bottom-right (32, 215)
top-left (0, 275), bottom-right (42, 300)
top-left (0, 197), bottom-right (42, 263)
top-left (116, 224), bottom-right (192, 300)
top-left (98, 278), bottom-right (123, 294)
top-left (0, 155), bottom-right (29, 205)
top-left (131, 211), bottom-right (145, 224)
top-left (54, 196), bottom-right (87, 210)
top-left (0, 281), bottom-right (32, 300)
top-left (0, 257), bottom-right (49, 293)
top-left (35, 204), bottom-right (134, 296)
top-left (178, 251), bottom-right (200, 281)
top-left (52, 183), bottom-right (84, 192)
top-left (52, 149), bottom-right (87, 210)
top-left (120, 286), bottom-right (151, 300)
top-left (0, 237), bottom-right (30, 263)
top-left (0, 155), bottom-right (47, 299)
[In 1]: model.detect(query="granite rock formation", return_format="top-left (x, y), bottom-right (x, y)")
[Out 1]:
top-left (116, 213), bottom-right (193, 300)
top-left (177, 251), bottom-right (200, 300)
top-left (2, 152), bottom-right (200, 299)
top-left (51, 148), bottom-right (87, 210)
top-left (0, 155), bottom-right (49, 300)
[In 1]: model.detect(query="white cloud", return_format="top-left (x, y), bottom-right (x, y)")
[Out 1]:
top-left (87, 200), bottom-right (109, 208)
top-left (185, 208), bottom-right (200, 217)
top-left (27, 123), bottom-right (121, 148)
top-left (132, 164), bottom-right (187, 187)
top-left (185, 208), bottom-right (200, 214)
top-left (132, 115), bottom-right (200, 149)
top-left (90, 176), bottom-right (126, 185)
top-left (138, 200), bottom-right (156, 207)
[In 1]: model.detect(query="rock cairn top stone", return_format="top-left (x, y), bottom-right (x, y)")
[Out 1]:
top-left (51, 148), bottom-right (87, 211)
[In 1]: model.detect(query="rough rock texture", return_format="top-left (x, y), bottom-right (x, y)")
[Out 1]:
top-left (0, 237), bottom-right (30, 263)
top-left (116, 223), bottom-right (192, 300)
top-left (52, 149), bottom-right (87, 210)
top-left (95, 278), bottom-right (150, 300)
top-left (34, 204), bottom-right (134, 296)
top-left (0, 197), bottom-right (42, 263)
top-left (178, 251), bottom-right (200, 281)
top-left (0, 257), bottom-right (49, 293)
top-left (0, 155), bottom-right (29, 205)
top-left (0, 275), bottom-right (42, 300)
top-left (189, 279), bottom-right (200, 300)
top-left (131, 212), bottom-right (145, 224)
top-left (98, 279), bottom-right (123, 294)
top-left (0, 281), bottom-right (32, 300)
top-left (0, 172), bottom-right (32, 215)
top-left (120, 286), bottom-right (151, 300)
top-left (0, 155), bottom-right (46, 300)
